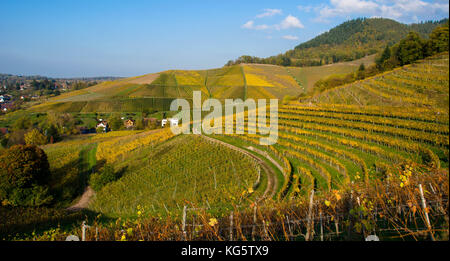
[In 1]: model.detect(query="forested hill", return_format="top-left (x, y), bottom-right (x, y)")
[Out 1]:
top-left (227, 17), bottom-right (448, 67)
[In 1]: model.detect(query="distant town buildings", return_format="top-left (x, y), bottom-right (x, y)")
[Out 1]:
top-left (1, 103), bottom-right (14, 112)
top-left (0, 95), bottom-right (11, 103)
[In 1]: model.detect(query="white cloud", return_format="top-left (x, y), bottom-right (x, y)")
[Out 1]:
top-left (276, 15), bottom-right (305, 30)
top-left (309, 0), bottom-right (449, 23)
top-left (242, 20), bottom-right (254, 29)
top-left (242, 15), bottom-right (304, 31)
top-left (256, 9), bottom-right (282, 18)
top-left (298, 5), bottom-right (314, 12)
top-left (282, 35), bottom-right (300, 40)
top-left (241, 20), bottom-right (270, 30)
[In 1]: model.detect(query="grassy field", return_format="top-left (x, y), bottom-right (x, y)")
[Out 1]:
top-left (288, 54), bottom-right (376, 92)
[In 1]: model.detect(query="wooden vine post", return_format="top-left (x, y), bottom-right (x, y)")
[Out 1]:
top-left (306, 189), bottom-right (315, 241)
top-left (419, 184), bottom-right (435, 241)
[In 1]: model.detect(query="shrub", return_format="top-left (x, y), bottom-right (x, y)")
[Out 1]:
top-left (24, 129), bottom-right (48, 146)
top-left (108, 114), bottom-right (123, 131)
top-left (5, 130), bottom-right (27, 147)
top-left (0, 145), bottom-right (53, 206)
top-left (282, 95), bottom-right (297, 105)
top-left (46, 124), bottom-right (60, 142)
top-left (89, 164), bottom-right (119, 191)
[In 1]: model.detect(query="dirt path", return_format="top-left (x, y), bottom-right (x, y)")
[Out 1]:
top-left (200, 135), bottom-right (279, 201)
top-left (246, 146), bottom-right (285, 177)
top-left (67, 186), bottom-right (95, 211)
top-left (127, 73), bottom-right (160, 84)
top-left (66, 136), bottom-right (280, 211)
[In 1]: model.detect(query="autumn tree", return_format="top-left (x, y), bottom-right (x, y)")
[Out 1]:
top-left (395, 32), bottom-right (425, 65)
top-left (376, 45), bottom-right (391, 69)
top-left (0, 145), bottom-right (53, 206)
top-left (46, 112), bottom-right (77, 135)
top-left (424, 23), bottom-right (449, 56)
top-left (356, 63), bottom-right (366, 80)
top-left (134, 118), bottom-right (144, 130)
top-left (24, 129), bottom-right (47, 146)
top-left (108, 114), bottom-right (123, 131)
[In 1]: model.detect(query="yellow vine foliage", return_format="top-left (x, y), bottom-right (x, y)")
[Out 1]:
top-left (96, 128), bottom-right (175, 163)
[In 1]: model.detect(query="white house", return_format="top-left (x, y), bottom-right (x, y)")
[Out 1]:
top-left (97, 122), bottom-right (107, 128)
top-left (96, 121), bottom-right (109, 132)
top-left (161, 118), bottom-right (179, 127)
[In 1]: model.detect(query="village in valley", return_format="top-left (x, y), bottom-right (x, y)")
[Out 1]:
top-left (94, 116), bottom-right (178, 133)
top-left (0, 74), bottom-right (120, 114)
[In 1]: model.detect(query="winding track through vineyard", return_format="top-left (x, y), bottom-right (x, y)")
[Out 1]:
top-left (200, 135), bottom-right (279, 200)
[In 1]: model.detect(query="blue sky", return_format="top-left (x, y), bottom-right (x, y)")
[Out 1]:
top-left (0, 0), bottom-right (448, 78)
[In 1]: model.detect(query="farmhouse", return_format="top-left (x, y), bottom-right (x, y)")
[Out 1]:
top-left (124, 119), bottom-right (135, 129)
top-left (96, 120), bottom-right (109, 132)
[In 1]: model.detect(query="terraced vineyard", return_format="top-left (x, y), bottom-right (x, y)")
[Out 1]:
top-left (242, 64), bottom-right (302, 99)
top-left (88, 135), bottom-right (262, 218)
top-left (213, 53), bottom-right (449, 198)
top-left (305, 53), bottom-right (449, 109)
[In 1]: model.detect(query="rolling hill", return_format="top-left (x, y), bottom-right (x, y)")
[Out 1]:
top-left (303, 52), bottom-right (449, 110)
top-left (228, 17), bottom-right (448, 67)
top-left (30, 55), bottom-right (374, 113)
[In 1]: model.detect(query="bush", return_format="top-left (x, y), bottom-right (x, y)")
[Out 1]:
top-left (6, 130), bottom-right (27, 147)
top-left (282, 95), bottom-right (297, 105)
top-left (0, 145), bottom-right (53, 206)
top-left (24, 129), bottom-right (47, 146)
top-left (89, 164), bottom-right (119, 191)
top-left (108, 114), bottom-right (123, 131)
top-left (45, 124), bottom-right (60, 143)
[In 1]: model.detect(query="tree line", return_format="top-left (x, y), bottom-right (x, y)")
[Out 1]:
top-left (226, 18), bottom-right (448, 68)
top-left (311, 22), bottom-right (449, 95)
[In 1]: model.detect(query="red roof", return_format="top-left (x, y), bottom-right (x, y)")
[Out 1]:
top-left (1, 103), bottom-right (14, 110)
